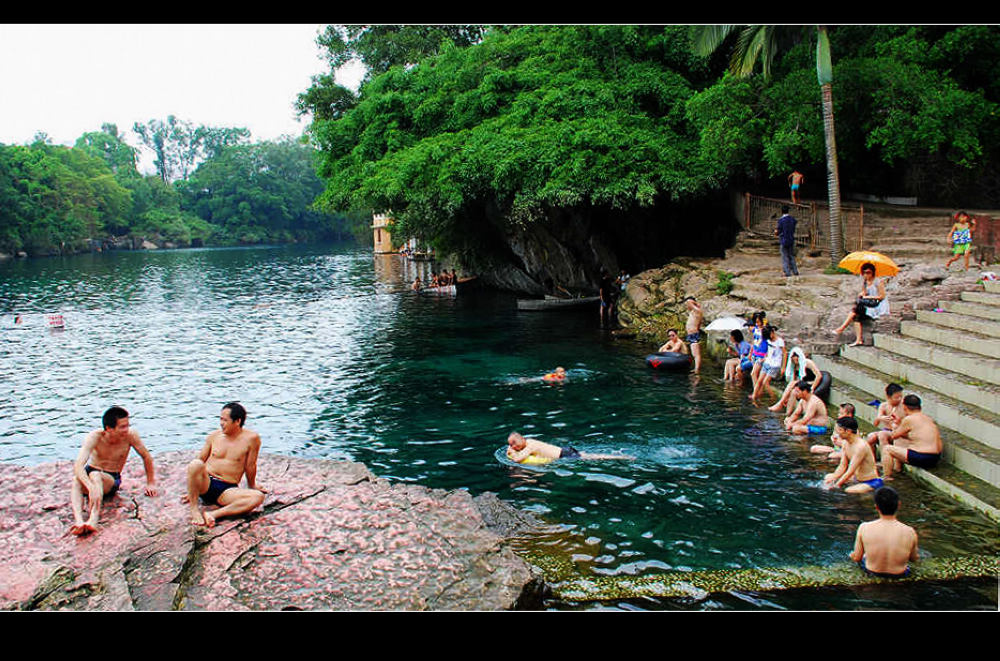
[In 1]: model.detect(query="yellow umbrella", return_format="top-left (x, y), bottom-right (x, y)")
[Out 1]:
top-left (838, 250), bottom-right (899, 277)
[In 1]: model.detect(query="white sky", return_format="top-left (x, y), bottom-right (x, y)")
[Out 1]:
top-left (0, 24), bottom-right (365, 172)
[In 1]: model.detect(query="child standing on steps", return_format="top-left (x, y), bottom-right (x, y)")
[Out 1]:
top-left (945, 211), bottom-right (974, 271)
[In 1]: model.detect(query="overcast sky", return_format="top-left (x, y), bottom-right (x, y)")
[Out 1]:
top-left (0, 24), bottom-right (364, 170)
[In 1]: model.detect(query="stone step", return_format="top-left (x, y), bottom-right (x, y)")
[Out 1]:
top-left (985, 280), bottom-right (1000, 294)
top-left (916, 309), bottom-right (1000, 339)
top-left (962, 290), bottom-right (1000, 307)
top-left (900, 320), bottom-right (1000, 360)
top-left (941, 299), bottom-right (1000, 321)
top-left (828, 380), bottom-right (1000, 495)
top-left (837, 344), bottom-right (1000, 423)
top-left (816, 353), bottom-right (1000, 452)
top-left (873, 334), bottom-right (1000, 387)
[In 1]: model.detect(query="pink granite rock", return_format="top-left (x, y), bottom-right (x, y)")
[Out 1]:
top-left (0, 452), bottom-right (544, 611)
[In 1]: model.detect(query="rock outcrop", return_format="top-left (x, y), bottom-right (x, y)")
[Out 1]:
top-left (1, 452), bottom-right (545, 611)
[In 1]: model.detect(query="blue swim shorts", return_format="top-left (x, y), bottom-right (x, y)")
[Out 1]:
top-left (807, 424), bottom-right (829, 435)
top-left (861, 477), bottom-right (884, 490)
top-left (201, 475), bottom-right (238, 506)
top-left (85, 465), bottom-right (121, 498)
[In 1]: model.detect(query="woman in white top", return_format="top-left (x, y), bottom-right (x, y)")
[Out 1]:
top-left (768, 346), bottom-right (822, 415)
top-left (751, 325), bottom-right (786, 403)
top-left (833, 262), bottom-right (888, 347)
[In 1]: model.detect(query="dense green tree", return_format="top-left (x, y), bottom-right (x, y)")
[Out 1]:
top-left (307, 25), bottom-right (713, 260)
top-left (691, 24), bottom-right (846, 266)
top-left (74, 123), bottom-right (139, 176)
top-left (133, 116), bottom-right (250, 183)
top-left (179, 138), bottom-right (347, 244)
top-left (0, 143), bottom-right (132, 255)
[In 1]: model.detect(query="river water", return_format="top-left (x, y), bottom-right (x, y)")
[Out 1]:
top-left (1, 243), bottom-right (996, 610)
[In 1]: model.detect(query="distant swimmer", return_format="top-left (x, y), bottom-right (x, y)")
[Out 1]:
top-left (183, 402), bottom-right (266, 528)
top-left (506, 431), bottom-right (633, 463)
top-left (543, 366), bottom-right (567, 383)
top-left (411, 276), bottom-right (422, 292)
top-left (69, 406), bottom-right (157, 536)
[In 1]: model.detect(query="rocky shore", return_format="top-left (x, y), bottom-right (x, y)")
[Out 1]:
top-left (1, 451), bottom-right (546, 611)
top-left (617, 228), bottom-right (989, 360)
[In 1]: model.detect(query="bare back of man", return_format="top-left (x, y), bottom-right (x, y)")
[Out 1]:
top-left (851, 517), bottom-right (918, 576)
top-left (881, 408), bottom-right (943, 479)
top-left (184, 404), bottom-right (265, 527)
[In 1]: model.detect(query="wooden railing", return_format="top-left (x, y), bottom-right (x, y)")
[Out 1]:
top-left (744, 193), bottom-right (866, 253)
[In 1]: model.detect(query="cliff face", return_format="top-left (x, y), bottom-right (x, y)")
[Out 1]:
top-left (1, 452), bottom-right (545, 611)
top-left (465, 200), bottom-right (738, 296)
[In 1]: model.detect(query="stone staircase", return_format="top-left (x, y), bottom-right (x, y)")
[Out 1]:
top-left (813, 279), bottom-right (1000, 523)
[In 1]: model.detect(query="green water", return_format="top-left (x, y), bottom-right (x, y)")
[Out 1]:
top-left (1, 243), bottom-right (996, 610)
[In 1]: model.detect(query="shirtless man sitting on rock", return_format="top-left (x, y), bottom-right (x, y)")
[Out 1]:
top-left (879, 394), bottom-right (943, 480)
top-left (783, 381), bottom-right (830, 436)
top-left (70, 406), bottom-right (157, 536)
top-left (183, 402), bottom-right (266, 528)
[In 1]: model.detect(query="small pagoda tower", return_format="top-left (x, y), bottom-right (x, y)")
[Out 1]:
top-left (371, 212), bottom-right (395, 254)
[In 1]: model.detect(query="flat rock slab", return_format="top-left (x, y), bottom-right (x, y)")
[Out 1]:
top-left (1, 452), bottom-right (542, 611)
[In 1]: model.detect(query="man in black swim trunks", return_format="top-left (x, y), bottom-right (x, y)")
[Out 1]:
top-left (879, 395), bottom-right (943, 480)
top-left (183, 402), bottom-right (266, 528)
top-left (505, 431), bottom-right (633, 463)
top-left (69, 406), bottom-right (157, 536)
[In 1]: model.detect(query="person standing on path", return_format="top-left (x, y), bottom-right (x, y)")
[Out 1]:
top-left (775, 205), bottom-right (799, 276)
top-left (788, 170), bottom-right (805, 204)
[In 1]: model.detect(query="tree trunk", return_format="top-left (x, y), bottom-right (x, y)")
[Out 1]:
top-left (821, 81), bottom-right (843, 266)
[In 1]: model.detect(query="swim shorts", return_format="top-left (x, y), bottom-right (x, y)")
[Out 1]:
top-left (740, 358), bottom-right (753, 372)
top-left (861, 477), bottom-right (884, 490)
top-left (791, 183), bottom-right (800, 191)
top-left (807, 424), bottom-right (829, 435)
top-left (906, 449), bottom-right (941, 469)
top-left (860, 558), bottom-right (910, 579)
top-left (952, 242), bottom-right (971, 255)
top-left (201, 475), bottom-right (239, 506)
top-left (85, 465), bottom-right (121, 497)
top-left (686, 331), bottom-right (702, 344)
top-left (559, 446), bottom-right (581, 459)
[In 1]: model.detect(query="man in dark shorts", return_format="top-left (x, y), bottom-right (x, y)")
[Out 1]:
top-left (879, 395), bottom-right (943, 479)
top-left (183, 402), bottom-right (266, 528)
top-left (70, 406), bottom-right (157, 536)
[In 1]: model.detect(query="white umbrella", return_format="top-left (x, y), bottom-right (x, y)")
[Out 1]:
top-left (705, 316), bottom-right (749, 331)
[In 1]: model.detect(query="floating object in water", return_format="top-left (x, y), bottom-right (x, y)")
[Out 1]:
top-left (517, 296), bottom-right (600, 311)
top-left (645, 352), bottom-right (690, 371)
top-left (47, 314), bottom-right (65, 329)
top-left (494, 446), bottom-right (555, 469)
top-left (813, 370), bottom-right (832, 403)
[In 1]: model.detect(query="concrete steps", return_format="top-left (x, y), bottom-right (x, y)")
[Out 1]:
top-left (812, 278), bottom-right (1000, 523)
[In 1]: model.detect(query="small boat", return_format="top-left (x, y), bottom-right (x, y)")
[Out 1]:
top-left (516, 295), bottom-right (600, 311)
top-left (419, 284), bottom-right (457, 296)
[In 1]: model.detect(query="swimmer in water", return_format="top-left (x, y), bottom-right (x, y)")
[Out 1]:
top-left (506, 431), bottom-right (634, 462)
top-left (543, 366), bottom-right (567, 382)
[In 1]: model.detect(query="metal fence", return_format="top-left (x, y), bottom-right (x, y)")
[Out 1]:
top-left (744, 193), bottom-right (866, 254)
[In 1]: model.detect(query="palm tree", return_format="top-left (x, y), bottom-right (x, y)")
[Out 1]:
top-left (692, 25), bottom-right (844, 267)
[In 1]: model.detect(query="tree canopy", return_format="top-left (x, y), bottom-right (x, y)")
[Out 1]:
top-left (304, 24), bottom-right (1000, 261)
